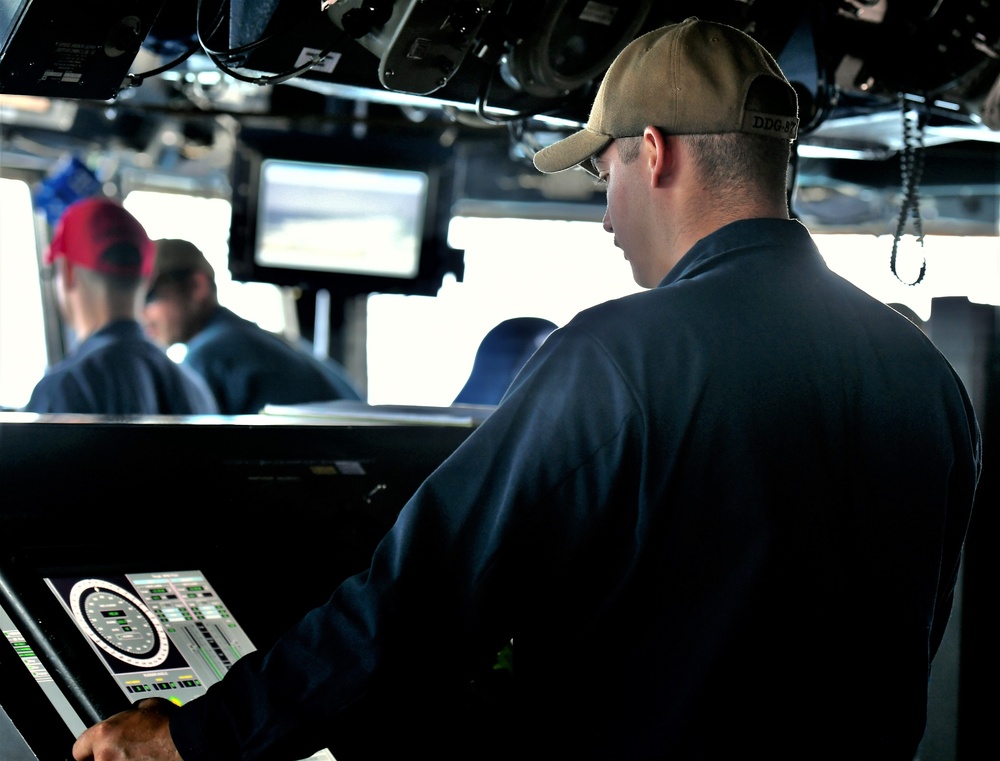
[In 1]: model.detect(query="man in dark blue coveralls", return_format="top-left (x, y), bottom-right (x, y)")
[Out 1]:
top-left (73, 18), bottom-right (981, 761)
top-left (143, 238), bottom-right (362, 414)
top-left (24, 197), bottom-right (218, 415)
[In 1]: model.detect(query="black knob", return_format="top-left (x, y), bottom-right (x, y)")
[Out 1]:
top-left (341, 1), bottom-right (396, 39)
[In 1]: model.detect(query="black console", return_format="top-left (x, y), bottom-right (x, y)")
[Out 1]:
top-left (0, 416), bottom-right (476, 760)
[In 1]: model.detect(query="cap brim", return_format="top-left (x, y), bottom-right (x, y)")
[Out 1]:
top-left (533, 128), bottom-right (613, 174)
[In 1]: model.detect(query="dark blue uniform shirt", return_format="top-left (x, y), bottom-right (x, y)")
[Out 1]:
top-left (24, 319), bottom-right (218, 415)
top-left (171, 219), bottom-right (980, 761)
top-left (183, 306), bottom-right (362, 415)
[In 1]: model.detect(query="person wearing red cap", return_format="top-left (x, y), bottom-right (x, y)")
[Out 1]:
top-left (73, 19), bottom-right (979, 761)
top-left (24, 196), bottom-right (218, 415)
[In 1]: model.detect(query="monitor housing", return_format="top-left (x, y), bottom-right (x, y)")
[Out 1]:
top-left (228, 126), bottom-right (464, 298)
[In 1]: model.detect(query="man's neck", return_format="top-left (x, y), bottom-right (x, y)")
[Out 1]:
top-left (72, 305), bottom-right (136, 343)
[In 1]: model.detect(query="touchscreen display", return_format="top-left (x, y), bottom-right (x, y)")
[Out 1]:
top-left (45, 570), bottom-right (254, 707)
top-left (39, 569), bottom-right (335, 760)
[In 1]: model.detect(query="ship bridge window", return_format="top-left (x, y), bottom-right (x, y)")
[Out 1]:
top-left (365, 216), bottom-right (1000, 407)
top-left (0, 178), bottom-right (48, 410)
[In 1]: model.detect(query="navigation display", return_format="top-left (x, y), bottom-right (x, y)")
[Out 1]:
top-left (1, 599), bottom-right (88, 741)
top-left (45, 570), bottom-right (253, 706)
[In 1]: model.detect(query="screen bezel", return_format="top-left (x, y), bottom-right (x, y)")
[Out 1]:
top-left (228, 127), bottom-right (463, 298)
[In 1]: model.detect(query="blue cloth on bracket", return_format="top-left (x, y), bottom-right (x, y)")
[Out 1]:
top-left (453, 317), bottom-right (557, 406)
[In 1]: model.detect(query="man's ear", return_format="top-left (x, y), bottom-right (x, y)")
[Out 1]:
top-left (643, 126), bottom-right (673, 187)
top-left (190, 271), bottom-right (213, 302)
top-left (58, 258), bottom-right (75, 289)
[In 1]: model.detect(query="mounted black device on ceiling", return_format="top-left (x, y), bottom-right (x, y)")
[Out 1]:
top-left (324, 0), bottom-right (499, 95)
top-left (0, 0), bottom-right (167, 99)
top-left (499, 0), bottom-right (653, 98)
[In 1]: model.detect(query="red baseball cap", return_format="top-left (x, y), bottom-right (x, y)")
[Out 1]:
top-left (44, 196), bottom-right (155, 278)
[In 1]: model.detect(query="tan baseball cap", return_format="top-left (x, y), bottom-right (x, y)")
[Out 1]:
top-left (533, 17), bottom-right (799, 174)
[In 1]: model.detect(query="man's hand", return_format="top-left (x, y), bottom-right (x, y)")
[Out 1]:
top-left (72, 697), bottom-right (183, 761)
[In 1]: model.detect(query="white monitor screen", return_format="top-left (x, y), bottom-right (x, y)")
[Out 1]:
top-left (255, 158), bottom-right (429, 279)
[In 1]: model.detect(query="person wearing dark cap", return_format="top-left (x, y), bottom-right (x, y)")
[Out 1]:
top-left (24, 197), bottom-right (218, 415)
top-left (143, 238), bottom-right (362, 415)
top-left (74, 19), bottom-right (980, 761)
